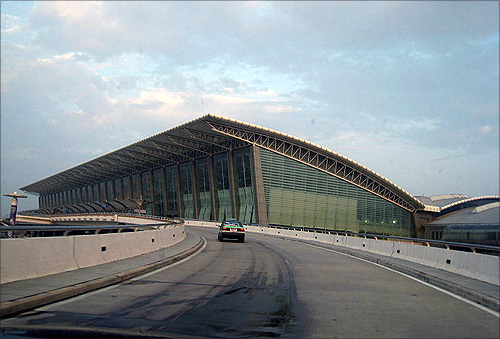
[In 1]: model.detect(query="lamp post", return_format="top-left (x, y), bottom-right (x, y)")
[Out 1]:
top-left (4, 192), bottom-right (28, 225)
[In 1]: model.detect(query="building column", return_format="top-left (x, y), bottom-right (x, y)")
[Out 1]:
top-left (251, 145), bottom-right (268, 226)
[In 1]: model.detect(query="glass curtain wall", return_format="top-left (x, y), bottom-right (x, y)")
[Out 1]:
top-left (196, 158), bottom-right (213, 220)
top-left (93, 184), bottom-right (99, 203)
top-left (233, 147), bottom-right (256, 224)
top-left (114, 178), bottom-right (122, 200)
top-left (87, 185), bottom-right (93, 203)
top-left (214, 152), bottom-right (233, 220)
top-left (99, 182), bottom-right (106, 201)
top-left (142, 171), bottom-right (153, 214)
top-left (259, 148), bottom-right (415, 237)
top-left (107, 180), bottom-right (114, 201)
top-left (131, 173), bottom-right (141, 199)
top-left (165, 166), bottom-right (179, 216)
top-left (179, 163), bottom-right (195, 218)
top-left (81, 187), bottom-right (88, 204)
top-left (123, 176), bottom-right (132, 200)
top-left (153, 168), bottom-right (166, 216)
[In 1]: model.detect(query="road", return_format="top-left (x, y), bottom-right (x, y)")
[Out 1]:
top-left (2, 226), bottom-right (499, 338)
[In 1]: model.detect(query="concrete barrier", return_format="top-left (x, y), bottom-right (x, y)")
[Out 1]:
top-left (187, 221), bottom-right (499, 285)
top-left (0, 225), bottom-right (185, 284)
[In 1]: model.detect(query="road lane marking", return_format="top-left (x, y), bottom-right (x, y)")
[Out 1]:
top-left (298, 241), bottom-right (500, 318)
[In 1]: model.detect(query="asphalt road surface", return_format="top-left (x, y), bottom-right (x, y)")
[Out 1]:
top-left (2, 226), bottom-right (499, 338)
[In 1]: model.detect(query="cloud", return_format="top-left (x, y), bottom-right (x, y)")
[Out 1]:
top-left (1, 1), bottom-right (499, 215)
top-left (479, 125), bottom-right (492, 133)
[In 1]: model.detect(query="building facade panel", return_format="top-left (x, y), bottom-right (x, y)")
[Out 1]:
top-left (179, 162), bottom-right (195, 219)
top-left (195, 158), bottom-right (213, 221)
top-left (214, 152), bottom-right (233, 220)
top-left (165, 165), bottom-right (179, 216)
top-left (233, 147), bottom-right (256, 224)
top-left (142, 171), bottom-right (153, 214)
top-left (153, 167), bottom-right (167, 216)
top-left (259, 148), bottom-right (415, 236)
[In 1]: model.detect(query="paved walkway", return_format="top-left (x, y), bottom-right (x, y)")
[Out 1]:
top-left (1, 232), bottom-right (204, 317)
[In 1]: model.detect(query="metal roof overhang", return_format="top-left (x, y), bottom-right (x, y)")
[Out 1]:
top-left (21, 114), bottom-right (424, 212)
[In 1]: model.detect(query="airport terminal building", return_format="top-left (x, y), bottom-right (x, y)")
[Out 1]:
top-left (20, 114), bottom-right (499, 238)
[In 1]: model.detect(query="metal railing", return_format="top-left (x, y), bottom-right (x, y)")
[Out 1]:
top-left (1, 212), bottom-right (183, 238)
top-left (262, 224), bottom-right (500, 255)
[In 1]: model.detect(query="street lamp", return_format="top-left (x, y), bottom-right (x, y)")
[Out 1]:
top-left (3, 192), bottom-right (28, 225)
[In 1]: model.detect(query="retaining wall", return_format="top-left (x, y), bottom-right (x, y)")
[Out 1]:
top-left (0, 225), bottom-right (185, 284)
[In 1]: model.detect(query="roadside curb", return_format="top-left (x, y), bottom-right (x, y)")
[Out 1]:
top-left (270, 235), bottom-right (500, 312)
top-left (0, 236), bottom-right (205, 318)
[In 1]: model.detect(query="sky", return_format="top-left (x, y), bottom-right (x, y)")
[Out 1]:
top-left (1, 1), bottom-right (499, 216)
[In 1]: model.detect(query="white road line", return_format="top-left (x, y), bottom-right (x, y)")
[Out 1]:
top-left (298, 241), bottom-right (500, 318)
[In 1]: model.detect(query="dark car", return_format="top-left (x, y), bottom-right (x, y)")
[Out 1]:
top-left (218, 219), bottom-right (245, 243)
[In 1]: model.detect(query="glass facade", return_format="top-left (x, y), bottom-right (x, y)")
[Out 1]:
top-left (166, 165), bottom-right (179, 216)
top-left (142, 171), bottom-right (153, 214)
top-left (37, 144), bottom-right (414, 238)
top-left (123, 176), bottom-right (132, 199)
top-left (99, 182), bottom-right (106, 201)
top-left (234, 148), bottom-right (256, 224)
top-left (131, 173), bottom-right (141, 199)
top-left (93, 184), bottom-right (99, 203)
top-left (153, 168), bottom-right (166, 216)
top-left (107, 180), bottom-right (114, 200)
top-left (114, 178), bottom-right (122, 200)
top-left (259, 148), bottom-right (415, 237)
top-left (196, 158), bottom-right (213, 220)
top-left (179, 162), bottom-right (195, 218)
top-left (214, 152), bottom-right (233, 220)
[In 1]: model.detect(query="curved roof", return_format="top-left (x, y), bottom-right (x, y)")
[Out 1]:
top-left (21, 114), bottom-right (424, 212)
top-left (428, 202), bottom-right (500, 225)
top-left (439, 196), bottom-right (500, 215)
top-left (416, 194), bottom-right (469, 208)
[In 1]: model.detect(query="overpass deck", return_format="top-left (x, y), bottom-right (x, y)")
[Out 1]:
top-left (1, 228), bottom-right (498, 319)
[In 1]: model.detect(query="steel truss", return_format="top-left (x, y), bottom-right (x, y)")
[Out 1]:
top-left (205, 120), bottom-right (422, 213)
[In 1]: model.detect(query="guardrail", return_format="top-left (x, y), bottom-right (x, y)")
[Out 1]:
top-left (2, 212), bottom-right (183, 238)
top-left (1, 213), bottom-right (186, 283)
top-left (180, 218), bottom-right (500, 255)
top-left (0, 223), bottom-right (181, 238)
top-left (263, 224), bottom-right (500, 255)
